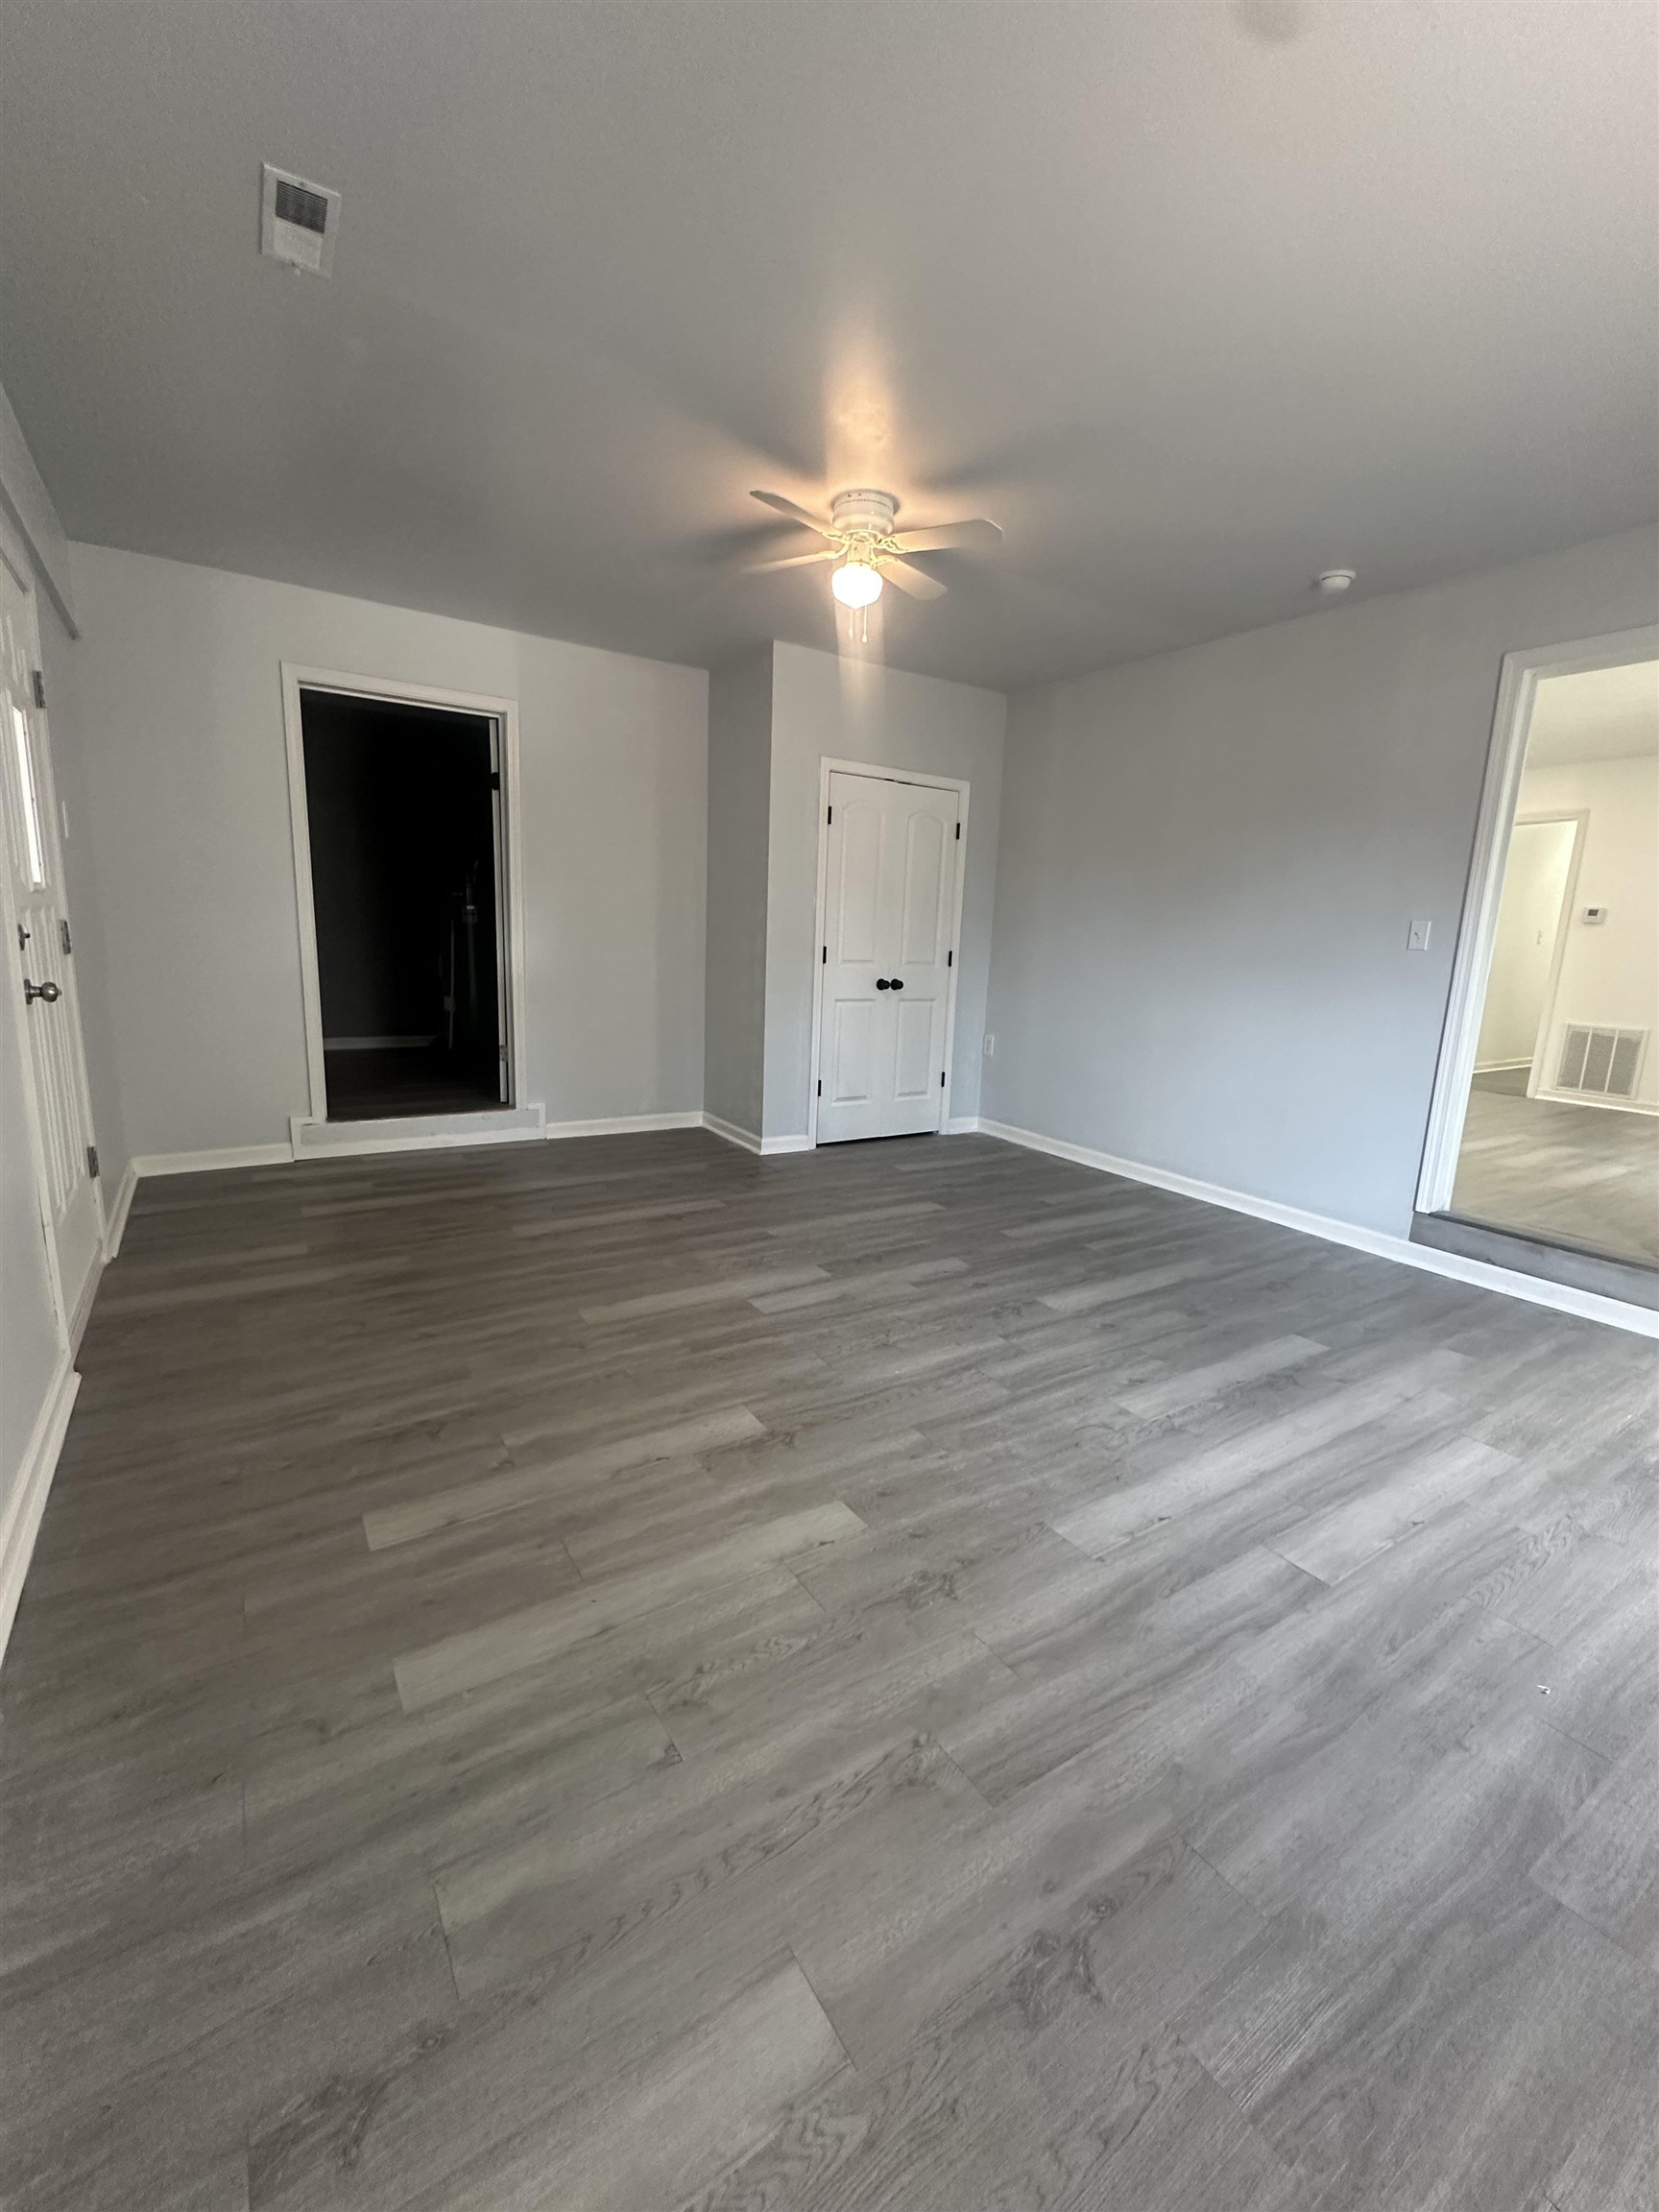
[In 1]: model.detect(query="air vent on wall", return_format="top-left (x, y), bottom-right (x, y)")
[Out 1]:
top-left (1555, 1024), bottom-right (1647, 1100)
top-left (260, 163), bottom-right (340, 276)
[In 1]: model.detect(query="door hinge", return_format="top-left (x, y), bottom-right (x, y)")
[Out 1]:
top-left (86, 1143), bottom-right (99, 1179)
top-left (822, 945), bottom-right (828, 964)
top-left (954, 820), bottom-right (961, 840)
top-left (947, 949), bottom-right (953, 967)
top-left (817, 1079), bottom-right (822, 1096)
top-left (60, 918), bottom-right (73, 955)
top-left (827, 805), bottom-right (832, 825)
top-left (490, 770), bottom-right (501, 791)
top-left (31, 670), bottom-right (45, 709)
top-left (940, 1070), bottom-right (946, 1088)
top-left (15, 922), bottom-right (29, 951)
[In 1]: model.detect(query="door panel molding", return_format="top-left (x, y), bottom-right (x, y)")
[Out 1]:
top-left (809, 757), bottom-right (969, 1147)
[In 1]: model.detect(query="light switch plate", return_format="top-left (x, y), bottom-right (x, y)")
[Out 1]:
top-left (1407, 919), bottom-right (1431, 951)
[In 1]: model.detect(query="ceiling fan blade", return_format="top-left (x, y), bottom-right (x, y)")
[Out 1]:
top-left (882, 558), bottom-right (948, 602)
top-left (744, 547), bottom-right (838, 573)
top-left (750, 490), bottom-right (833, 537)
top-left (891, 517), bottom-right (1003, 553)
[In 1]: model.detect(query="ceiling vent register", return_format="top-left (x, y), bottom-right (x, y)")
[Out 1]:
top-left (260, 164), bottom-right (340, 276)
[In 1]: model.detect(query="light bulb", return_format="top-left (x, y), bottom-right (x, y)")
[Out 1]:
top-left (831, 559), bottom-right (883, 609)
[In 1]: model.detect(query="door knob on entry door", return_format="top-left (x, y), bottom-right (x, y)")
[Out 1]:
top-left (874, 977), bottom-right (905, 991)
top-left (23, 977), bottom-right (60, 1004)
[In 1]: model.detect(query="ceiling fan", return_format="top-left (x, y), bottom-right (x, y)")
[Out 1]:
top-left (744, 488), bottom-right (1001, 608)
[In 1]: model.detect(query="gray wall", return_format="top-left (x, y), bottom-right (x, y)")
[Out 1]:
top-left (764, 641), bottom-right (1006, 1142)
top-left (703, 650), bottom-right (774, 1138)
top-left (62, 543), bottom-right (709, 1155)
top-left (985, 525), bottom-right (1659, 1238)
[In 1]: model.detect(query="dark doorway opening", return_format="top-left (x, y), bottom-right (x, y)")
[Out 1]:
top-left (301, 690), bottom-right (508, 1121)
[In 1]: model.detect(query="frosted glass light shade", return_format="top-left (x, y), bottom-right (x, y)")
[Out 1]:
top-left (831, 560), bottom-right (883, 608)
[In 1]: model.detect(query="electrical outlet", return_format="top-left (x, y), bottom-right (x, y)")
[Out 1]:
top-left (983, 1033), bottom-right (996, 1058)
top-left (1407, 919), bottom-right (1431, 952)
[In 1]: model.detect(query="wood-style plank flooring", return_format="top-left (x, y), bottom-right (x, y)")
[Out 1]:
top-left (323, 1046), bottom-right (502, 1121)
top-left (1454, 1069), bottom-right (1659, 1266)
top-left (3, 1129), bottom-right (1656, 2211)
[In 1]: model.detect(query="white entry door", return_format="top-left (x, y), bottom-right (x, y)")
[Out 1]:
top-left (818, 769), bottom-right (960, 1143)
top-left (0, 554), bottom-right (103, 1335)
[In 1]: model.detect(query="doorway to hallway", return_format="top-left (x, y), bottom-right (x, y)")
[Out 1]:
top-left (289, 681), bottom-right (517, 1124)
top-left (1420, 635), bottom-right (1658, 1288)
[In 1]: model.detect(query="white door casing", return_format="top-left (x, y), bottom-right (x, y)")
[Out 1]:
top-left (279, 664), bottom-right (528, 1128)
top-left (1416, 622), bottom-right (1659, 1214)
top-left (816, 768), bottom-right (962, 1143)
top-left (0, 552), bottom-right (103, 1337)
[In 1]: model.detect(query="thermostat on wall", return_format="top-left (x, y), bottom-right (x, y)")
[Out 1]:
top-left (1581, 905), bottom-right (1609, 926)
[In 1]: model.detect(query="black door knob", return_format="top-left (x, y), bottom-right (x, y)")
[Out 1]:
top-left (23, 977), bottom-right (60, 1005)
top-left (889, 977), bottom-right (904, 991)
top-left (875, 977), bottom-right (890, 991)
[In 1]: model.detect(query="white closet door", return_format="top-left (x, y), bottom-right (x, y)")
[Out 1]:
top-left (0, 555), bottom-right (103, 1335)
top-left (818, 770), bottom-right (959, 1143)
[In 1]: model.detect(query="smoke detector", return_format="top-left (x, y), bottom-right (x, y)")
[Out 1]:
top-left (1315, 568), bottom-right (1356, 595)
top-left (260, 163), bottom-right (340, 276)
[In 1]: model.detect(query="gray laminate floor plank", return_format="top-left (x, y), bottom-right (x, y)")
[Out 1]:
top-left (4, 1127), bottom-right (1652, 2210)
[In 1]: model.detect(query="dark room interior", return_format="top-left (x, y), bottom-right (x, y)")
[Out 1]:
top-left (301, 689), bottom-right (505, 1119)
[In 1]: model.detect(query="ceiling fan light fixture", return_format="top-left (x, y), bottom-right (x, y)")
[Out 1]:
top-left (831, 558), bottom-right (883, 608)
top-left (745, 486), bottom-right (997, 615)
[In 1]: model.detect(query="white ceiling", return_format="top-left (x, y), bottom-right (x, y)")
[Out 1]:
top-left (1, 2), bottom-right (1654, 691)
top-left (1526, 660), bottom-right (1659, 768)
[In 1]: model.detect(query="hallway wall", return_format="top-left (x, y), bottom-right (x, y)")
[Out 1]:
top-left (1519, 751), bottom-right (1659, 1107)
top-left (1475, 818), bottom-right (1577, 1070)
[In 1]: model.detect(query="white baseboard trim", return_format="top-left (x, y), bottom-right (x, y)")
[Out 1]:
top-left (66, 1254), bottom-right (100, 1357)
top-left (0, 1356), bottom-right (80, 1670)
top-left (546, 1111), bottom-right (704, 1141)
top-left (700, 1115), bottom-right (813, 1156)
top-left (323, 1034), bottom-right (437, 1052)
top-left (706, 1114), bottom-right (981, 1155)
top-left (293, 1105), bottom-right (546, 1160)
top-left (700, 1113), bottom-right (762, 1153)
top-left (1473, 1059), bottom-right (1532, 1073)
top-left (132, 1142), bottom-right (297, 1177)
top-left (103, 1158), bottom-right (138, 1258)
top-left (131, 1111), bottom-right (712, 1176)
top-left (977, 1117), bottom-right (1658, 1338)
top-left (1532, 1087), bottom-right (1659, 1118)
